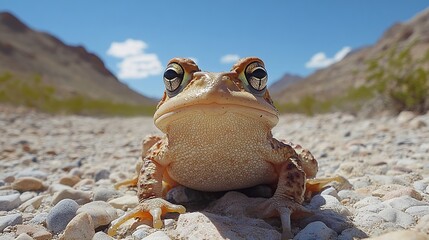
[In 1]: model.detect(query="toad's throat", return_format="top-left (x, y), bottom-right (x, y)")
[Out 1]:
top-left (163, 112), bottom-right (278, 191)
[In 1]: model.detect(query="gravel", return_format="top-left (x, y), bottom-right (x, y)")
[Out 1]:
top-left (0, 107), bottom-right (428, 239)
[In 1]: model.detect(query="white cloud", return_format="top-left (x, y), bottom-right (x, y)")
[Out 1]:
top-left (220, 54), bottom-right (240, 64)
top-left (305, 46), bottom-right (351, 69)
top-left (107, 39), bottom-right (162, 79)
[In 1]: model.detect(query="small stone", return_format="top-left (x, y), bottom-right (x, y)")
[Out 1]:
top-left (409, 118), bottom-right (427, 129)
top-left (16, 169), bottom-right (48, 180)
top-left (385, 196), bottom-right (428, 211)
top-left (405, 205), bottom-right (429, 217)
top-left (132, 225), bottom-right (152, 239)
top-left (174, 211), bottom-right (280, 239)
top-left (293, 221), bottom-right (337, 240)
top-left (16, 224), bottom-right (52, 240)
top-left (297, 210), bottom-right (352, 233)
top-left (92, 231), bottom-right (114, 240)
top-left (15, 233), bottom-right (33, 240)
top-left (52, 189), bottom-right (91, 205)
top-left (338, 190), bottom-right (364, 203)
top-left (12, 177), bottom-right (45, 192)
top-left (59, 175), bottom-right (81, 187)
top-left (142, 231), bottom-right (170, 240)
top-left (47, 199), bottom-right (79, 234)
top-left (382, 187), bottom-right (422, 201)
top-left (108, 195), bottom-right (139, 210)
top-left (366, 230), bottom-right (428, 240)
top-left (377, 208), bottom-right (415, 228)
top-left (338, 227), bottom-right (368, 240)
top-left (94, 169), bottom-right (110, 182)
top-left (73, 179), bottom-right (95, 191)
top-left (29, 212), bottom-right (48, 225)
top-left (19, 195), bottom-right (44, 211)
top-left (48, 183), bottom-right (74, 194)
top-left (0, 192), bottom-right (21, 211)
top-left (77, 201), bottom-right (119, 228)
top-left (0, 213), bottom-right (22, 232)
top-left (93, 188), bottom-right (120, 202)
top-left (354, 196), bottom-right (382, 209)
top-left (20, 191), bottom-right (36, 202)
top-left (321, 187), bottom-right (339, 200)
top-left (353, 212), bottom-right (384, 228)
top-left (397, 111), bottom-right (416, 124)
top-left (309, 194), bottom-right (340, 209)
top-left (61, 212), bottom-right (95, 240)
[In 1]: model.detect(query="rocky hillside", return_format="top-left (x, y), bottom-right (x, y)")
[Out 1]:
top-left (268, 73), bottom-right (303, 97)
top-left (272, 7), bottom-right (429, 104)
top-left (0, 12), bottom-right (155, 105)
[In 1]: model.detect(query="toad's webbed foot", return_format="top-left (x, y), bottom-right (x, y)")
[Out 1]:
top-left (251, 197), bottom-right (313, 240)
top-left (108, 198), bottom-right (185, 236)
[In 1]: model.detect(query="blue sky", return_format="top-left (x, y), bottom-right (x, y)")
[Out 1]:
top-left (1, 1), bottom-right (428, 99)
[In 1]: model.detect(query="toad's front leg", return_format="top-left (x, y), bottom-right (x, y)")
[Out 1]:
top-left (108, 157), bottom-right (185, 236)
top-left (252, 157), bottom-right (312, 239)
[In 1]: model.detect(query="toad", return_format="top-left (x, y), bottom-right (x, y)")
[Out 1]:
top-left (109, 57), bottom-right (345, 238)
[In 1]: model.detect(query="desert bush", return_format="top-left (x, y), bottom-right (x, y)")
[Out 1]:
top-left (0, 72), bottom-right (156, 116)
top-left (366, 43), bottom-right (429, 113)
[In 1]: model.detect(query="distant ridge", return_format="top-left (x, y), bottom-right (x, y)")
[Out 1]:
top-left (272, 7), bottom-right (429, 104)
top-left (0, 12), bottom-right (156, 105)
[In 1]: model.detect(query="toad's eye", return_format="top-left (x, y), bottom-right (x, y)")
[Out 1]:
top-left (163, 63), bottom-right (184, 92)
top-left (245, 62), bottom-right (268, 92)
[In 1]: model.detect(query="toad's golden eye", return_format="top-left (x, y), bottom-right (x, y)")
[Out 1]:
top-left (163, 63), bottom-right (184, 92)
top-left (245, 62), bottom-right (268, 91)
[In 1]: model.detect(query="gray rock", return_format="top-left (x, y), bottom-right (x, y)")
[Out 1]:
top-left (320, 187), bottom-right (339, 200)
top-left (338, 227), bottom-right (368, 240)
top-left (132, 225), bottom-right (152, 239)
top-left (16, 168), bottom-right (48, 180)
top-left (358, 202), bottom-right (388, 214)
top-left (353, 212), bottom-right (384, 228)
top-left (29, 212), bottom-right (48, 225)
top-left (385, 196), bottom-right (428, 211)
top-left (173, 211), bottom-right (280, 240)
top-left (308, 194), bottom-right (340, 209)
top-left (0, 213), bottom-right (22, 232)
top-left (15, 233), bottom-right (33, 240)
top-left (378, 208), bottom-right (415, 228)
top-left (92, 231), bottom-right (115, 240)
top-left (93, 188), bottom-right (120, 202)
top-left (46, 199), bottom-right (79, 234)
top-left (0, 192), bottom-right (21, 211)
top-left (405, 205), bottom-right (429, 217)
top-left (337, 190), bottom-right (364, 203)
top-left (108, 195), bottom-right (139, 210)
top-left (51, 188), bottom-right (92, 205)
top-left (142, 231), bottom-right (170, 240)
top-left (293, 221), bottom-right (337, 240)
top-left (354, 196), bottom-right (382, 209)
top-left (297, 210), bottom-right (351, 233)
top-left (77, 201), bottom-right (119, 228)
top-left (95, 169), bottom-right (110, 182)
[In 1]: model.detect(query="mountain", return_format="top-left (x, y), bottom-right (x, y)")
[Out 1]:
top-left (268, 73), bottom-right (303, 97)
top-left (272, 8), bottom-right (429, 104)
top-left (0, 12), bottom-right (156, 106)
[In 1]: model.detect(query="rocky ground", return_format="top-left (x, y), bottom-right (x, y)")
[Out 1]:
top-left (0, 106), bottom-right (428, 240)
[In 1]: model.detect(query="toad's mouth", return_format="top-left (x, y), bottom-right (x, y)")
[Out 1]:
top-left (154, 103), bottom-right (278, 132)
